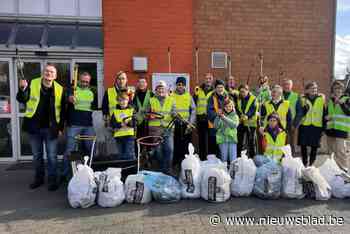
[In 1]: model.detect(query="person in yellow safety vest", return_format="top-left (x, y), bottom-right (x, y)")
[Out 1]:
top-left (146, 80), bottom-right (176, 174)
top-left (298, 81), bottom-right (326, 167)
top-left (253, 75), bottom-right (271, 105)
top-left (263, 113), bottom-right (287, 163)
top-left (62, 72), bottom-right (98, 181)
top-left (259, 84), bottom-right (293, 135)
top-left (207, 79), bottom-right (230, 155)
top-left (110, 92), bottom-right (136, 160)
top-left (133, 76), bottom-right (153, 139)
top-left (102, 71), bottom-right (132, 126)
top-left (226, 75), bottom-right (239, 104)
top-left (193, 72), bottom-right (214, 160)
top-left (16, 64), bottom-right (65, 191)
top-left (171, 76), bottom-right (196, 169)
top-left (282, 79), bottom-right (304, 154)
top-left (236, 84), bottom-right (258, 158)
top-left (326, 80), bottom-right (350, 172)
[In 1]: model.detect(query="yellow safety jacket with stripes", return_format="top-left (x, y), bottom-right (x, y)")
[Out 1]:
top-left (301, 95), bottom-right (325, 128)
top-left (237, 94), bottom-right (258, 127)
top-left (194, 86), bottom-right (213, 115)
top-left (171, 92), bottom-right (191, 120)
top-left (113, 107), bottom-right (135, 137)
top-left (264, 130), bottom-right (287, 163)
top-left (148, 96), bottom-right (174, 128)
top-left (326, 96), bottom-right (350, 133)
top-left (74, 86), bottom-right (94, 112)
top-left (263, 100), bottom-right (290, 129)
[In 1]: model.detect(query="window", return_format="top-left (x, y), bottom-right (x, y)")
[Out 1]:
top-left (79, 0), bottom-right (102, 17)
top-left (18, 0), bottom-right (46, 15)
top-left (15, 24), bottom-right (44, 45)
top-left (0, 0), bottom-right (16, 14)
top-left (0, 23), bottom-right (12, 44)
top-left (49, 0), bottom-right (75, 16)
top-left (47, 25), bottom-right (75, 47)
top-left (76, 26), bottom-right (103, 48)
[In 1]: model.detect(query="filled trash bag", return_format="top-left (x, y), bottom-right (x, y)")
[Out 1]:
top-left (124, 174), bottom-right (152, 204)
top-left (180, 143), bottom-right (202, 199)
top-left (141, 170), bottom-right (181, 203)
top-left (201, 155), bottom-right (231, 202)
top-left (281, 145), bottom-right (305, 199)
top-left (302, 166), bottom-right (331, 201)
top-left (254, 155), bottom-right (271, 168)
top-left (318, 154), bottom-right (343, 184)
top-left (253, 156), bottom-right (282, 199)
top-left (229, 150), bottom-right (256, 197)
top-left (331, 173), bottom-right (350, 199)
top-left (68, 157), bottom-right (97, 208)
top-left (97, 168), bottom-right (125, 207)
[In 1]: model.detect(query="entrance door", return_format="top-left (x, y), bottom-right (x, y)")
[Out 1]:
top-left (0, 58), bottom-right (16, 161)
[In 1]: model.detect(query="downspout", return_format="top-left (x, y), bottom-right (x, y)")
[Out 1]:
top-left (330, 0), bottom-right (337, 82)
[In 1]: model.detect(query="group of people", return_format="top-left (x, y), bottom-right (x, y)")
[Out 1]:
top-left (17, 63), bottom-right (350, 192)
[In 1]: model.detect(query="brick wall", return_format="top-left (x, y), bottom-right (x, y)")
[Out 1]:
top-left (193, 0), bottom-right (336, 93)
top-left (103, 0), bottom-right (193, 88)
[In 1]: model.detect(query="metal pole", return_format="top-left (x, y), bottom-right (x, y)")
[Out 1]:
top-left (195, 47), bottom-right (199, 85)
top-left (168, 47), bottom-right (171, 73)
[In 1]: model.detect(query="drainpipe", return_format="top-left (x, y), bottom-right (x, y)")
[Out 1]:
top-left (330, 0), bottom-right (337, 82)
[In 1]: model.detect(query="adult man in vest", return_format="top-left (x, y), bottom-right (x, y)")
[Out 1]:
top-left (326, 81), bottom-right (350, 171)
top-left (259, 84), bottom-right (292, 135)
top-left (16, 64), bottom-right (65, 191)
top-left (171, 76), bottom-right (196, 169)
top-left (226, 75), bottom-right (239, 104)
top-left (147, 81), bottom-right (176, 174)
top-left (207, 79), bottom-right (229, 155)
top-left (282, 79), bottom-right (303, 154)
top-left (102, 71), bottom-right (130, 125)
top-left (62, 72), bottom-right (98, 181)
top-left (193, 72), bottom-right (214, 160)
top-left (236, 84), bottom-right (258, 158)
top-left (133, 76), bottom-right (153, 138)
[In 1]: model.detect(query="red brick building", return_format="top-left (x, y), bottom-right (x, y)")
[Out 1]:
top-left (103, 0), bottom-right (336, 92)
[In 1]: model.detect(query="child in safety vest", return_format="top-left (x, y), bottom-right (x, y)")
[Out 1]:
top-left (214, 98), bottom-right (239, 164)
top-left (110, 92), bottom-right (136, 160)
top-left (262, 112), bottom-right (287, 163)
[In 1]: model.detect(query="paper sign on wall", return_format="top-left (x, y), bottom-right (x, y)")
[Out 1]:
top-left (152, 73), bottom-right (190, 92)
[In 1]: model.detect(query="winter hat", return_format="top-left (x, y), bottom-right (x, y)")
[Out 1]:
top-left (176, 76), bottom-right (186, 86)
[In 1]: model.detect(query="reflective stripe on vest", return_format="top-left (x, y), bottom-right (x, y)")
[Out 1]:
top-left (113, 108), bottom-right (135, 137)
top-left (74, 86), bottom-right (94, 112)
top-left (264, 100), bottom-right (290, 129)
top-left (171, 92), bottom-right (191, 120)
top-left (148, 96), bottom-right (174, 128)
top-left (25, 77), bottom-right (63, 123)
top-left (326, 97), bottom-right (350, 133)
top-left (195, 87), bottom-right (213, 115)
top-left (237, 94), bottom-right (258, 127)
top-left (285, 91), bottom-right (299, 120)
top-left (107, 87), bottom-right (118, 116)
top-left (301, 96), bottom-right (324, 127)
top-left (264, 131), bottom-right (286, 163)
top-left (135, 90), bottom-right (151, 124)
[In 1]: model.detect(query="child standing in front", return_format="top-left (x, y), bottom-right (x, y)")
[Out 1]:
top-left (214, 98), bottom-right (239, 164)
top-left (110, 92), bottom-right (136, 160)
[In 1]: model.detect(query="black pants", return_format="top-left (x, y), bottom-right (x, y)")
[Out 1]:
top-left (173, 123), bottom-right (192, 166)
top-left (196, 116), bottom-right (209, 160)
top-left (237, 125), bottom-right (256, 158)
top-left (301, 145), bottom-right (318, 167)
top-left (208, 134), bottom-right (219, 156)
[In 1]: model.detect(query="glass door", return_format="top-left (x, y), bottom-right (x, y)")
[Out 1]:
top-left (0, 58), bottom-right (16, 161)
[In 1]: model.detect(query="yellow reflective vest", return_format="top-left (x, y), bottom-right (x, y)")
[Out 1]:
top-left (171, 92), bottom-right (191, 120)
top-left (194, 86), bottom-right (213, 115)
top-left (237, 94), bottom-right (258, 127)
top-left (301, 95), bottom-right (325, 128)
top-left (107, 87), bottom-right (118, 116)
top-left (113, 107), bottom-right (135, 137)
top-left (264, 130), bottom-right (287, 163)
top-left (74, 86), bottom-right (94, 112)
top-left (148, 96), bottom-right (174, 128)
top-left (25, 77), bottom-right (63, 123)
top-left (326, 96), bottom-right (350, 133)
top-left (263, 100), bottom-right (290, 129)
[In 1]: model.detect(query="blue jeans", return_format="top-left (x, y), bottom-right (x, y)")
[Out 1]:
top-left (29, 129), bottom-right (58, 180)
top-left (154, 130), bottom-right (174, 174)
top-left (219, 142), bottom-right (237, 163)
top-left (115, 137), bottom-right (135, 160)
top-left (62, 126), bottom-right (96, 177)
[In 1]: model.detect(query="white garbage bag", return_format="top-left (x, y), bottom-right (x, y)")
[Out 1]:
top-left (253, 156), bottom-right (282, 199)
top-left (318, 153), bottom-right (343, 185)
top-left (331, 173), bottom-right (350, 199)
top-left (97, 168), bottom-right (125, 207)
top-left (281, 145), bottom-right (305, 199)
top-left (201, 155), bottom-right (231, 202)
top-left (124, 174), bottom-right (152, 204)
top-left (68, 157), bottom-right (97, 208)
top-left (302, 166), bottom-right (331, 201)
top-left (229, 150), bottom-right (256, 197)
top-left (180, 143), bottom-right (202, 199)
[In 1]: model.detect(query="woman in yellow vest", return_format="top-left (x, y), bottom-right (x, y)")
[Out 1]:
top-left (325, 81), bottom-right (350, 171)
top-left (298, 82), bottom-right (326, 167)
top-left (171, 76), bottom-right (196, 169)
top-left (110, 92), bottom-right (136, 160)
top-left (263, 113), bottom-right (287, 163)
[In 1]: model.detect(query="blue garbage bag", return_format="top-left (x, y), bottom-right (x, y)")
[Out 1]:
top-left (253, 159), bottom-right (282, 199)
top-left (140, 170), bottom-right (181, 203)
top-left (254, 155), bottom-right (272, 167)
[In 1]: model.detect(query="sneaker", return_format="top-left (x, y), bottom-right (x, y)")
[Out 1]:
top-left (29, 179), bottom-right (44, 189)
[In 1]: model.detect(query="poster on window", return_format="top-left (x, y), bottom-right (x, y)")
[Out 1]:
top-left (152, 73), bottom-right (190, 92)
